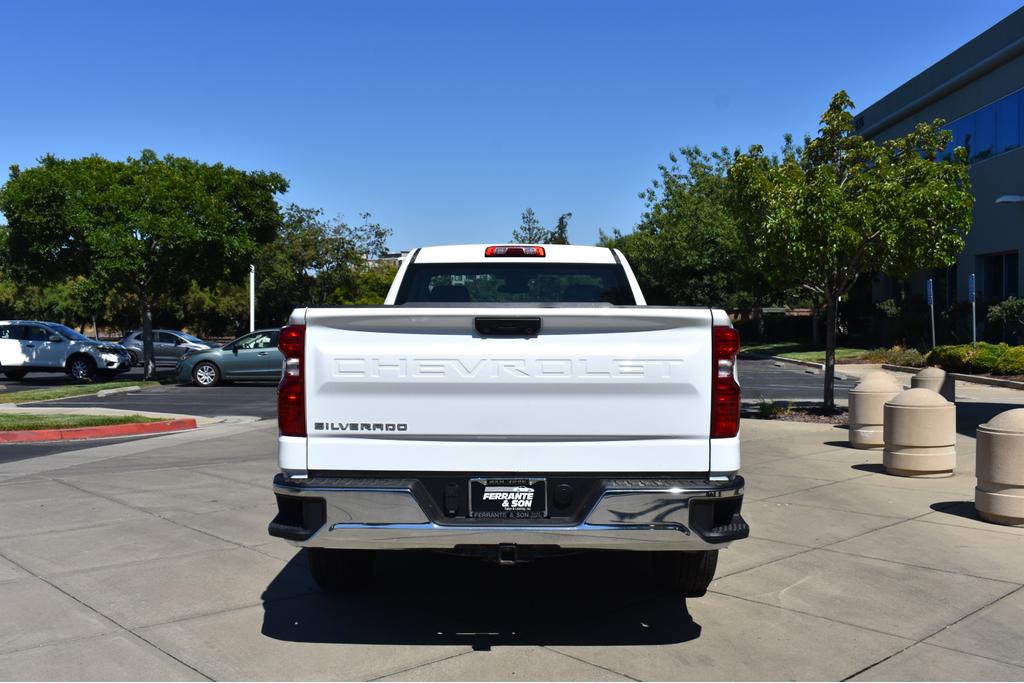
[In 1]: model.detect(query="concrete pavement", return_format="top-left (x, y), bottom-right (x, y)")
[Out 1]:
top-left (0, 417), bottom-right (1023, 680)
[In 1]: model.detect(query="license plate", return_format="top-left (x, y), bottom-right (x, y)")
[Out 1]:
top-left (469, 478), bottom-right (546, 519)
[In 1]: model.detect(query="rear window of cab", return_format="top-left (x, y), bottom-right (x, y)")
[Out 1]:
top-left (395, 263), bottom-right (636, 305)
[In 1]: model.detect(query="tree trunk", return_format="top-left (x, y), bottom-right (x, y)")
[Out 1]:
top-left (752, 300), bottom-right (765, 342)
top-left (140, 289), bottom-right (156, 380)
top-left (823, 297), bottom-right (837, 411)
top-left (811, 306), bottom-right (820, 348)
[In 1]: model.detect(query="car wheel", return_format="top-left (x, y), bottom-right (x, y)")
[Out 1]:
top-left (308, 548), bottom-right (374, 592)
top-left (3, 369), bottom-right (27, 380)
top-left (192, 361), bottom-right (220, 387)
top-left (652, 550), bottom-right (718, 598)
top-left (127, 350), bottom-right (141, 366)
top-left (67, 356), bottom-right (96, 381)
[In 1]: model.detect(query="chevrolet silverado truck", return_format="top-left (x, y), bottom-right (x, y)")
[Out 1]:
top-left (268, 243), bottom-right (748, 597)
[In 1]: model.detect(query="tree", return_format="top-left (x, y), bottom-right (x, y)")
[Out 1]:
top-left (600, 147), bottom-right (774, 314)
top-left (512, 208), bottom-right (573, 244)
top-left (549, 213), bottom-right (572, 244)
top-left (513, 208), bottom-right (548, 243)
top-left (0, 151), bottom-right (288, 378)
top-left (987, 297), bottom-right (1024, 339)
top-left (730, 91), bottom-right (974, 409)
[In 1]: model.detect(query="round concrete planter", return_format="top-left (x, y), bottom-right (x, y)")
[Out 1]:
top-left (848, 373), bottom-right (902, 449)
top-left (883, 388), bottom-right (956, 477)
top-left (912, 366), bottom-right (955, 403)
top-left (975, 409), bottom-right (1024, 526)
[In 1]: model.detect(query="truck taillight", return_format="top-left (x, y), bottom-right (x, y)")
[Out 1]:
top-left (278, 324), bottom-right (306, 437)
top-left (711, 325), bottom-right (740, 438)
top-left (485, 245), bottom-right (545, 257)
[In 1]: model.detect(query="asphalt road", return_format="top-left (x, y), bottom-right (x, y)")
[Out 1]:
top-left (0, 364), bottom-right (176, 394)
top-left (739, 356), bottom-right (856, 402)
top-left (30, 383), bottom-right (278, 419)
top-left (5, 356), bottom-right (846, 423)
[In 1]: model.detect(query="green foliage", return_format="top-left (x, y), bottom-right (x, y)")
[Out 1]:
top-left (876, 299), bottom-right (900, 318)
top-left (994, 347), bottom-right (1024, 376)
top-left (755, 397), bottom-right (792, 419)
top-left (974, 342), bottom-right (1010, 372)
top-left (862, 346), bottom-right (926, 367)
top-left (729, 91), bottom-right (974, 406)
top-left (927, 342), bottom-right (1009, 373)
top-left (987, 297), bottom-right (1024, 338)
top-left (512, 208), bottom-right (573, 244)
top-left (601, 147), bottom-right (766, 308)
top-left (0, 155), bottom-right (394, 338)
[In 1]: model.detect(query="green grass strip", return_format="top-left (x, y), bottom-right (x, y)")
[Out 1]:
top-left (741, 342), bottom-right (868, 362)
top-left (0, 413), bottom-right (166, 431)
top-left (0, 381), bottom-right (161, 405)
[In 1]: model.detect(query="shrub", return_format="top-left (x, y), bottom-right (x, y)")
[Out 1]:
top-left (994, 346), bottom-right (1024, 376)
top-left (927, 342), bottom-right (1010, 373)
top-left (864, 346), bottom-right (926, 367)
top-left (927, 344), bottom-right (974, 372)
top-left (973, 342), bottom-right (1010, 372)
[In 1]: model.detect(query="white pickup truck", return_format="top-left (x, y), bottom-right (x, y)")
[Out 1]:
top-left (269, 244), bottom-right (747, 597)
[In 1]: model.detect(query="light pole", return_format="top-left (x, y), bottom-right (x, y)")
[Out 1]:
top-left (249, 264), bottom-right (255, 333)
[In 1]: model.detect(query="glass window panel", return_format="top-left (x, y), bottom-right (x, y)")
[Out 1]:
top-left (1006, 253), bottom-right (1019, 298)
top-left (995, 93), bottom-right (1020, 154)
top-left (951, 116), bottom-right (974, 159)
top-left (971, 106), bottom-right (996, 161)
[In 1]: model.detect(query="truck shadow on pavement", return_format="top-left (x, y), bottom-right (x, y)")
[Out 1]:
top-left (261, 549), bottom-right (702, 647)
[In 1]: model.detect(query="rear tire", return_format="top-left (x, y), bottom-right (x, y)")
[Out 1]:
top-left (308, 548), bottom-right (375, 592)
top-left (67, 356), bottom-right (96, 381)
top-left (3, 369), bottom-right (27, 380)
top-left (653, 550), bottom-right (718, 598)
top-left (192, 361), bottom-right (220, 387)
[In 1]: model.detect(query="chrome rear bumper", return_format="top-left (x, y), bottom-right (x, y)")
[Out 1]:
top-left (270, 475), bottom-right (747, 551)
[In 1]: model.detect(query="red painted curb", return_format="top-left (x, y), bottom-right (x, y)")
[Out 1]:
top-left (0, 418), bottom-right (198, 444)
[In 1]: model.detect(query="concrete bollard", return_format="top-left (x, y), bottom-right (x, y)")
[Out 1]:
top-left (848, 373), bottom-right (902, 449)
top-left (883, 388), bottom-right (956, 477)
top-left (975, 409), bottom-right (1024, 526)
top-left (912, 366), bottom-right (955, 403)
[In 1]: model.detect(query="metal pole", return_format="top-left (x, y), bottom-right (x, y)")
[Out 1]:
top-left (927, 278), bottom-right (936, 349)
top-left (969, 273), bottom-right (977, 351)
top-left (249, 264), bottom-right (255, 333)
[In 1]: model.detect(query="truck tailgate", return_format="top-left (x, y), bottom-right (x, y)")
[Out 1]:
top-left (300, 307), bottom-right (713, 473)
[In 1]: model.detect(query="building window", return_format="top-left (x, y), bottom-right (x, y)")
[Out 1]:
top-left (978, 251), bottom-right (1019, 303)
top-left (935, 87), bottom-right (1024, 163)
top-left (995, 93), bottom-right (1021, 154)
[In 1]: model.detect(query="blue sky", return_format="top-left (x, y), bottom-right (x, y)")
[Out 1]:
top-left (1, 1), bottom-right (1021, 250)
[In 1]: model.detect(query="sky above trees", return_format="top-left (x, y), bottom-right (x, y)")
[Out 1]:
top-left (1, 0), bottom-right (1019, 250)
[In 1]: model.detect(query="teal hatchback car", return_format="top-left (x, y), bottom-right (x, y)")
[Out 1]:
top-left (176, 328), bottom-right (283, 387)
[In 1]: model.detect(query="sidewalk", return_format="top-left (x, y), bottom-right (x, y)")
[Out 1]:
top-left (0, 418), bottom-right (1021, 680)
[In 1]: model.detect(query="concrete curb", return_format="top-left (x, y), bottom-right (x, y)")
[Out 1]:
top-left (95, 385), bottom-right (142, 398)
top-left (882, 364), bottom-right (1024, 391)
top-left (0, 417), bottom-right (198, 444)
top-left (742, 351), bottom-right (823, 370)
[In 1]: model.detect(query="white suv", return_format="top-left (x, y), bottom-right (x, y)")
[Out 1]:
top-left (0, 320), bottom-right (132, 380)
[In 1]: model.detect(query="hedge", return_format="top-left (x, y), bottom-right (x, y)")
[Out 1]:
top-left (926, 342), bottom-right (1011, 374)
top-left (994, 346), bottom-right (1024, 375)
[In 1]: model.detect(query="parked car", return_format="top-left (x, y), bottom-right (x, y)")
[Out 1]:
top-left (0, 320), bottom-right (132, 380)
top-left (269, 244), bottom-right (747, 597)
top-left (175, 328), bottom-right (283, 386)
top-left (120, 329), bottom-right (212, 366)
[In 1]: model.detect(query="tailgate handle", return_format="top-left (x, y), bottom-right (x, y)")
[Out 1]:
top-left (474, 317), bottom-right (542, 337)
